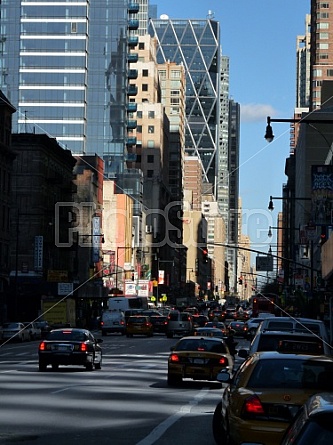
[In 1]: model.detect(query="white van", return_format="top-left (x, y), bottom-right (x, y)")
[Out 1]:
top-left (100, 309), bottom-right (126, 336)
top-left (166, 311), bottom-right (193, 338)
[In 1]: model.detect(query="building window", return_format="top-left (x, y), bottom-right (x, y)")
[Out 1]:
top-left (318, 22), bottom-right (329, 29)
top-left (159, 70), bottom-right (166, 79)
top-left (148, 125), bottom-right (154, 133)
top-left (147, 170), bottom-right (154, 178)
top-left (139, 42), bottom-right (144, 50)
top-left (148, 110), bottom-right (155, 119)
top-left (147, 140), bottom-right (154, 148)
top-left (327, 69), bottom-right (333, 77)
top-left (137, 111), bottom-right (142, 118)
top-left (136, 125), bottom-right (142, 133)
top-left (147, 155), bottom-right (154, 163)
top-left (71, 23), bottom-right (77, 33)
top-left (142, 69), bottom-right (148, 77)
top-left (171, 70), bottom-right (180, 79)
top-left (142, 84), bottom-right (148, 92)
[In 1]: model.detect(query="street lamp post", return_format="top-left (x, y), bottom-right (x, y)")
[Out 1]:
top-left (264, 115), bottom-right (333, 143)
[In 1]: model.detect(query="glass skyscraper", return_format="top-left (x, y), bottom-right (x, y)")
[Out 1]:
top-left (0, 0), bottom-right (138, 176)
top-left (148, 17), bottom-right (220, 190)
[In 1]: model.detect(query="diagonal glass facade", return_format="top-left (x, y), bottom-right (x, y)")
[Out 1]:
top-left (148, 18), bottom-right (220, 188)
top-left (0, 0), bottom-right (134, 176)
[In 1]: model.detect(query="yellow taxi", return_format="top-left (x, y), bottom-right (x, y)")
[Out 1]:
top-left (167, 335), bottom-right (234, 385)
top-left (212, 343), bottom-right (333, 445)
top-left (126, 315), bottom-right (153, 338)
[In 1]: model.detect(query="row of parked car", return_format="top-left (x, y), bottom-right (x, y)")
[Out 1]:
top-left (0, 320), bottom-right (51, 342)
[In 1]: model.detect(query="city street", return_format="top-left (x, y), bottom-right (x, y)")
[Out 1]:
top-left (0, 334), bottom-right (249, 445)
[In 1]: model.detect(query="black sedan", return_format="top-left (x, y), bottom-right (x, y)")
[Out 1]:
top-left (150, 315), bottom-right (168, 333)
top-left (38, 328), bottom-right (103, 371)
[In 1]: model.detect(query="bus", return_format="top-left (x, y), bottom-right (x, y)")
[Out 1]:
top-left (251, 293), bottom-right (281, 317)
top-left (107, 296), bottom-right (149, 312)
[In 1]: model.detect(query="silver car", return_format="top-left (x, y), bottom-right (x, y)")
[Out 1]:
top-left (1, 322), bottom-right (31, 342)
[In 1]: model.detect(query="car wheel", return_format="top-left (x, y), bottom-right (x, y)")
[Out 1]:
top-left (52, 364), bottom-right (59, 371)
top-left (95, 360), bottom-right (102, 370)
top-left (102, 330), bottom-right (107, 336)
top-left (212, 402), bottom-right (229, 445)
top-left (166, 333), bottom-right (173, 338)
top-left (39, 361), bottom-right (47, 372)
top-left (85, 358), bottom-right (94, 371)
top-left (167, 373), bottom-right (182, 386)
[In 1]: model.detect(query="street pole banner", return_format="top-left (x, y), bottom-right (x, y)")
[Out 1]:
top-left (158, 270), bottom-right (165, 284)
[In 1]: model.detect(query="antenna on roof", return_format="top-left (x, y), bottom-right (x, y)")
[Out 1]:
top-left (207, 10), bottom-right (215, 19)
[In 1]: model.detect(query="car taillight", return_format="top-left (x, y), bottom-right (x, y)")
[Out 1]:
top-left (39, 341), bottom-right (46, 351)
top-left (242, 395), bottom-right (265, 415)
top-left (120, 320), bottom-right (125, 325)
top-left (218, 357), bottom-right (227, 365)
top-left (170, 354), bottom-right (180, 362)
top-left (100, 321), bottom-right (104, 326)
top-left (80, 343), bottom-right (88, 352)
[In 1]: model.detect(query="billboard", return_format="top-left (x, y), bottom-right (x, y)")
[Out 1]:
top-left (311, 165), bottom-right (333, 225)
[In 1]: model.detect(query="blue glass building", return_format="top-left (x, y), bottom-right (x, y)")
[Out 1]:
top-left (0, 0), bottom-right (139, 177)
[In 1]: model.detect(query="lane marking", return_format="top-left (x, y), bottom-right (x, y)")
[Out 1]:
top-left (135, 387), bottom-right (210, 445)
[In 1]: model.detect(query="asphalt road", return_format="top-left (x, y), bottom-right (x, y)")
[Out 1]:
top-left (0, 333), bottom-right (249, 445)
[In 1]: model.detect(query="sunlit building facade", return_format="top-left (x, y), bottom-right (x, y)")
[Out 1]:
top-left (148, 17), bottom-right (220, 191)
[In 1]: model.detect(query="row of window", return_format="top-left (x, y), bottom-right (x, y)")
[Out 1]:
top-left (313, 68), bottom-right (333, 76)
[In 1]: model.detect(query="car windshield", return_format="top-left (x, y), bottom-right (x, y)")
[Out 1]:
top-left (176, 339), bottom-right (227, 353)
top-left (129, 317), bottom-right (146, 323)
top-left (247, 359), bottom-right (333, 390)
top-left (3, 323), bottom-right (19, 329)
top-left (47, 331), bottom-right (87, 341)
top-left (257, 334), bottom-right (324, 352)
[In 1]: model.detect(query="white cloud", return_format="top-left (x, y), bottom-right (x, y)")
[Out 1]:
top-left (240, 103), bottom-right (278, 122)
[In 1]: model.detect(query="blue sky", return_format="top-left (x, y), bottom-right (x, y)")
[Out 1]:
top-left (153, 0), bottom-right (310, 262)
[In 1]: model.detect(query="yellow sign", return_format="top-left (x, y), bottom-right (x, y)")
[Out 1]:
top-left (162, 295), bottom-right (167, 302)
top-left (151, 296), bottom-right (156, 301)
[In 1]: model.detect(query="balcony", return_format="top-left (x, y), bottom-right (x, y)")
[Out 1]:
top-left (128, 3), bottom-right (140, 13)
top-left (127, 102), bottom-right (137, 112)
top-left (127, 120), bottom-right (137, 129)
top-left (127, 53), bottom-right (138, 63)
top-left (128, 69), bottom-right (138, 79)
top-left (126, 137), bottom-right (137, 146)
top-left (128, 36), bottom-right (139, 47)
top-left (128, 19), bottom-right (139, 30)
top-left (127, 85), bottom-right (138, 96)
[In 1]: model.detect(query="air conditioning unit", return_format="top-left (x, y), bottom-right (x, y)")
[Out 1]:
top-left (145, 225), bottom-right (153, 234)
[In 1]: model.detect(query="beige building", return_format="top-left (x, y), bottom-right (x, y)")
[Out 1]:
top-left (102, 180), bottom-right (134, 294)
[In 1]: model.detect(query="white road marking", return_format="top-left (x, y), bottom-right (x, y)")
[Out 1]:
top-left (135, 387), bottom-right (210, 445)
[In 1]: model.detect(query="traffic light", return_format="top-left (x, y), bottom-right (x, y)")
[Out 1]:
top-left (320, 225), bottom-right (327, 245)
top-left (202, 248), bottom-right (208, 263)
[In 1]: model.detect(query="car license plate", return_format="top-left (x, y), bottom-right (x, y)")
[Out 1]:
top-left (193, 358), bottom-right (204, 364)
top-left (52, 344), bottom-right (73, 352)
top-left (113, 322), bottom-right (119, 325)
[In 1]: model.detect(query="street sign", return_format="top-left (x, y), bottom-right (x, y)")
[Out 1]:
top-left (256, 255), bottom-right (273, 271)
